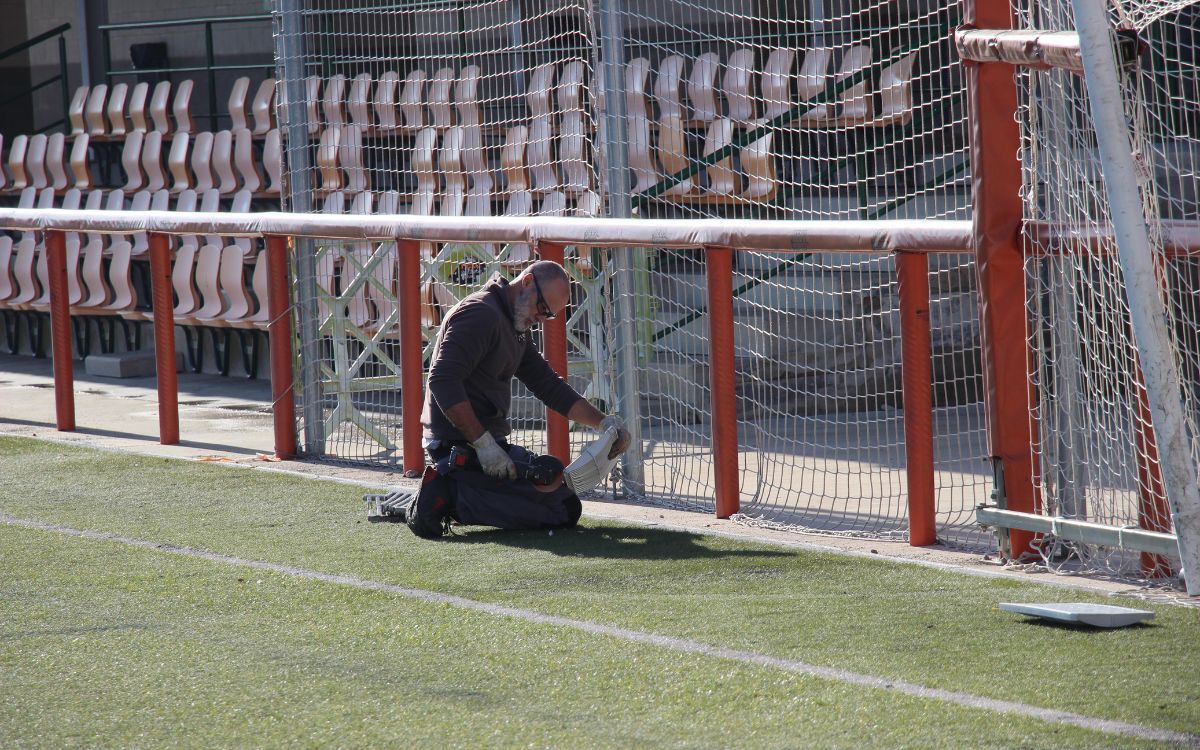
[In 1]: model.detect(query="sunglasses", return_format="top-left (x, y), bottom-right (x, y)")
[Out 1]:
top-left (531, 274), bottom-right (556, 319)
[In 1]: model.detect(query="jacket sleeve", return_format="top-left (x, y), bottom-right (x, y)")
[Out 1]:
top-left (514, 339), bottom-right (584, 417)
top-left (426, 303), bottom-right (491, 412)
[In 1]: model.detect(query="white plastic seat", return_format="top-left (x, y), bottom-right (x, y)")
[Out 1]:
top-left (25, 134), bottom-right (48, 190)
top-left (6, 134), bottom-right (28, 191)
top-left (626, 58), bottom-right (657, 194)
top-left (233, 128), bottom-right (265, 194)
top-left (305, 75), bottom-right (322, 135)
top-left (348, 73), bottom-right (373, 129)
top-left (724, 49), bottom-right (757, 125)
top-left (797, 49), bottom-right (833, 123)
top-left (687, 52), bottom-right (721, 123)
top-left (262, 129), bottom-right (282, 196)
top-left (190, 131), bottom-right (215, 193)
top-left (141, 130), bottom-right (167, 192)
top-left (527, 62), bottom-right (558, 193)
top-left (85, 84), bottom-right (109, 136)
top-left (128, 82), bottom-right (150, 132)
top-left (761, 48), bottom-right (796, 120)
top-left (69, 134), bottom-right (93, 191)
top-left (558, 61), bottom-right (590, 194)
top-left (427, 67), bottom-right (455, 129)
top-left (150, 80), bottom-right (173, 132)
top-left (46, 133), bottom-right (69, 192)
top-left (323, 74), bottom-right (347, 129)
top-left (106, 82), bottom-right (130, 137)
top-left (228, 76), bottom-right (251, 131)
top-left (316, 126), bottom-right (343, 193)
top-left (169, 80), bottom-right (190, 133)
top-left (878, 53), bottom-right (917, 126)
top-left (398, 69), bottom-right (427, 130)
top-left (211, 129), bottom-right (238, 195)
top-left (373, 71), bottom-right (400, 131)
top-left (121, 130), bottom-right (146, 192)
top-left (340, 124), bottom-right (369, 193)
top-left (251, 78), bottom-right (277, 135)
top-left (168, 131), bottom-right (193, 193)
top-left (68, 85), bottom-right (89, 136)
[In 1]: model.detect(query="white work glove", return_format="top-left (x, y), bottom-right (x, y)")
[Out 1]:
top-left (472, 432), bottom-right (516, 480)
top-left (599, 415), bottom-right (632, 460)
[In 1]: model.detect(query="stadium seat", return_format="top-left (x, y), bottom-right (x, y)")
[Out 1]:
top-left (878, 53), bottom-right (917, 126)
top-left (170, 79), bottom-right (191, 133)
top-left (348, 72), bottom-right (373, 129)
top-left (399, 69), bottom-right (427, 130)
top-left (120, 130), bottom-right (146, 192)
top-left (85, 84), bottom-right (109, 137)
top-left (168, 131), bottom-right (192, 193)
top-left (251, 78), bottom-right (277, 135)
top-left (761, 48), bottom-right (796, 120)
top-left (724, 48), bottom-right (757, 125)
top-left (558, 61), bottom-right (590, 194)
top-left (797, 48), bottom-right (833, 123)
top-left (340, 124), bottom-right (369, 194)
top-left (106, 82), bottom-right (129, 137)
top-left (128, 82), bottom-right (150, 132)
top-left (626, 57), bottom-right (658, 194)
top-left (305, 75), bottom-right (322, 135)
top-left (68, 85), bottom-right (89, 136)
top-left (7, 134), bottom-right (29, 192)
top-left (190, 130), bottom-right (215, 194)
top-left (323, 73), bottom-right (348, 129)
top-left (141, 130), bottom-right (167, 193)
top-left (316, 126), bottom-right (344, 194)
top-left (228, 76), bottom-right (251, 131)
top-left (69, 134), bottom-right (93, 191)
top-left (25, 133), bottom-right (48, 191)
top-left (262, 129), bottom-right (282, 196)
top-left (45, 133), bottom-right (69, 192)
top-left (373, 71), bottom-right (400, 131)
top-left (687, 52), bottom-right (721, 123)
top-left (233, 128), bottom-right (265, 195)
top-left (526, 62), bottom-right (558, 193)
top-left (427, 67), bottom-right (455, 129)
top-left (212, 129), bottom-right (239, 195)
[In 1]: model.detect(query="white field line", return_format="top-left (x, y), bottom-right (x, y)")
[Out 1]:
top-left (3, 515), bottom-right (1197, 747)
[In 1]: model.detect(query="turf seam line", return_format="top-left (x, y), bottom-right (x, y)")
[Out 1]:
top-left (3, 514), bottom-right (1197, 747)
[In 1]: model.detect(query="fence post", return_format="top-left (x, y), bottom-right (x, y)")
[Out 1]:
top-left (538, 241), bottom-right (571, 463)
top-left (397, 239), bottom-right (425, 475)
top-left (705, 245), bottom-right (739, 518)
top-left (964, 0), bottom-right (1040, 558)
top-left (265, 235), bottom-right (297, 459)
top-left (897, 250), bottom-right (937, 546)
top-left (45, 230), bottom-right (75, 432)
top-left (148, 232), bottom-right (179, 445)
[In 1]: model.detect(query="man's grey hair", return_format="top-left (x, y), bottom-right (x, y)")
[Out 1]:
top-left (519, 260), bottom-right (569, 286)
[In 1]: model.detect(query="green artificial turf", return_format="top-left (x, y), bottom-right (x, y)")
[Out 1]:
top-left (0, 436), bottom-right (1197, 748)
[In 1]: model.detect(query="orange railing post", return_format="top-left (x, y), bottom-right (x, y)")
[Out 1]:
top-left (265, 235), bottom-right (297, 460)
top-left (897, 251), bottom-right (937, 546)
top-left (45, 230), bottom-right (75, 432)
top-left (397, 239), bottom-right (426, 475)
top-left (965, 0), bottom-right (1040, 557)
top-left (705, 246), bottom-right (740, 518)
top-left (537, 241), bottom-right (571, 464)
top-left (148, 232), bottom-right (179, 445)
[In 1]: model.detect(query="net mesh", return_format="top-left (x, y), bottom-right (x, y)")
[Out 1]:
top-left (271, 0), bottom-right (989, 547)
top-left (1015, 0), bottom-right (1200, 583)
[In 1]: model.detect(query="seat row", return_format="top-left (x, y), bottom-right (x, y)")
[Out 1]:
top-left (0, 127), bottom-right (281, 198)
top-left (0, 186), bottom-right (271, 377)
top-left (68, 75), bottom-right (277, 139)
top-left (626, 46), bottom-right (916, 202)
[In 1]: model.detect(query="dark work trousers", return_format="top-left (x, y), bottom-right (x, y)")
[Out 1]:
top-left (426, 440), bottom-right (582, 530)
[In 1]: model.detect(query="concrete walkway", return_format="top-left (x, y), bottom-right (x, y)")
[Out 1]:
top-left (0, 350), bottom-right (1150, 598)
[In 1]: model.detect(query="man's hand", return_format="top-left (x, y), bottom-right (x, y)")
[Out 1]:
top-left (472, 432), bottom-right (516, 480)
top-left (599, 415), bottom-right (632, 460)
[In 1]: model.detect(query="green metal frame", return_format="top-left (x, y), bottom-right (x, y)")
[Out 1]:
top-left (0, 23), bottom-right (72, 134)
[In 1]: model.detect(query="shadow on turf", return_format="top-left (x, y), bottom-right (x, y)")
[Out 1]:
top-left (443, 523), bottom-right (797, 560)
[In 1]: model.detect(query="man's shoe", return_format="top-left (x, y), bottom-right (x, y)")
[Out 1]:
top-left (365, 489), bottom-right (416, 523)
top-left (407, 466), bottom-right (455, 538)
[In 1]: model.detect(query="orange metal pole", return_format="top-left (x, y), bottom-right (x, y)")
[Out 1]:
top-left (45, 230), bottom-right (75, 432)
top-left (705, 245), bottom-right (740, 518)
top-left (965, 0), bottom-right (1040, 558)
top-left (537, 241), bottom-right (571, 464)
top-left (897, 251), bottom-right (937, 546)
top-left (265, 235), bottom-right (297, 460)
top-left (148, 232), bottom-right (179, 445)
top-left (397, 239), bottom-right (426, 475)
top-left (1132, 372), bottom-right (1173, 577)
